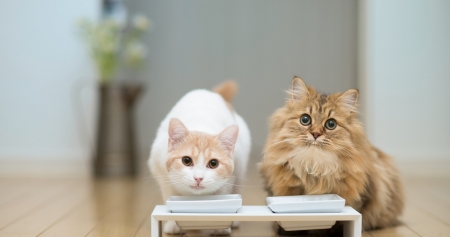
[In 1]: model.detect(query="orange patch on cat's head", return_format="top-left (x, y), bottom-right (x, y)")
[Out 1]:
top-left (165, 118), bottom-right (238, 180)
top-left (166, 132), bottom-right (233, 179)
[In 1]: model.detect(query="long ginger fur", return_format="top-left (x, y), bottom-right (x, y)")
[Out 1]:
top-left (259, 77), bottom-right (404, 231)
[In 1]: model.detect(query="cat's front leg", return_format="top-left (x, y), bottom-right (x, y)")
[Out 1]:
top-left (231, 221), bottom-right (239, 228)
top-left (200, 227), bottom-right (231, 236)
top-left (163, 220), bottom-right (183, 234)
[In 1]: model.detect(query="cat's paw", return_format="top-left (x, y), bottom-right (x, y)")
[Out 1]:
top-left (211, 227), bottom-right (231, 236)
top-left (231, 221), bottom-right (240, 228)
top-left (163, 220), bottom-right (183, 235)
top-left (200, 227), bottom-right (231, 236)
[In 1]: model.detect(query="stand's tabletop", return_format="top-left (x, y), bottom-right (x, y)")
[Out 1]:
top-left (151, 205), bottom-right (361, 222)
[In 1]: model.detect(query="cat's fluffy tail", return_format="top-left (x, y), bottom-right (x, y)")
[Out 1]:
top-left (213, 80), bottom-right (238, 102)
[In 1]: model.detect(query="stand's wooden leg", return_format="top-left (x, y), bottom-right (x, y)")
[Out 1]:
top-left (151, 216), bottom-right (161, 237)
top-left (343, 215), bottom-right (362, 237)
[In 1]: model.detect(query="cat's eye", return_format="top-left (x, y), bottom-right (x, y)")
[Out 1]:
top-left (208, 159), bottom-right (219, 169)
top-left (325, 119), bottom-right (337, 130)
top-left (182, 156), bottom-right (192, 166)
top-left (300, 114), bottom-right (311, 126)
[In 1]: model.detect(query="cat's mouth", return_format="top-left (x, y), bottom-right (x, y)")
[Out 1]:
top-left (190, 185), bottom-right (205, 189)
top-left (307, 141), bottom-right (322, 146)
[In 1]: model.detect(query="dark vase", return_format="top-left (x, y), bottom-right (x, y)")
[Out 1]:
top-left (94, 83), bottom-right (142, 177)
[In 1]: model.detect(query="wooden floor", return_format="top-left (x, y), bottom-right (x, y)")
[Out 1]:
top-left (0, 160), bottom-right (448, 237)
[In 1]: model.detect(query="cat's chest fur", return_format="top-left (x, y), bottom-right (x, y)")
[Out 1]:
top-left (271, 147), bottom-right (367, 206)
top-left (285, 147), bottom-right (344, 193)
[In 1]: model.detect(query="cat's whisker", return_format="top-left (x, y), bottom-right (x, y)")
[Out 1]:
top-left (267, 139), bottom-right (293, 148)
top-left (227, 175), bottom-right (250, 181)
top-left (219, 183), bottom-right (264, 188)
top-left (138, 177), bottom-right (156, 182)
top-left (156, 181), bottom-right (187, 186)
top-left (154, 181), bottom-right (183, 185)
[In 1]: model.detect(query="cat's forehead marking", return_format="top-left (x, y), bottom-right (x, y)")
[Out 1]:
top-left (318, 94), bottom-right (326, 112)
top-left (203, 147), bottom-right (212, 158)
top-left (191, 145), bottom-right (199, 156)
top-left (196, 151), bottom-right (205, 165)
top-left (317, 94), bottom-right (329, 114)
top-left (329, 110), bottom-right (334, 117)
top-left (318, 103), bottom-right (323, 114)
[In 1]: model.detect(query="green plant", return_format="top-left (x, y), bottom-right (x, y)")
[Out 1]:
top-left (78, 15), bottom-right (150, 84)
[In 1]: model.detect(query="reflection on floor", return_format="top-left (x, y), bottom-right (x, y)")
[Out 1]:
top-left (0, 159), bottom-right (448, 237)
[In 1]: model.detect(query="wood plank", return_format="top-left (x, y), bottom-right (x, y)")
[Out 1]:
top-left (0, 234), bottom-right (37, 237)
top-left (404, 177), bottom-right (450, 198)
top-left (368, 225), bottom-right (419, 237)
top-left (400, 204), bottom-right (450, 237)
top-left (0, 180), bottom-right (90, 236)
top-left (38, 178), bottom-right (138, 237)
top-left (362, 232), bottom-right (373, 237)
top-left (86, 180), bottom-right (154, 237)
top-left (408, 198), bottom-right (450, 226)
top-left (0, 180), bottom-right (71, 230)
top-left (133, 214), bottom-right (151, 237)
top-left (0, 182), bottom-right (36, 208)
top-left (404, 178), bottom-right (450, 226)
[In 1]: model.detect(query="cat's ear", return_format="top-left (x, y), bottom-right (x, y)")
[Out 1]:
top-left (291, 77), bottom-right (309, 101)
top-left (217, 124), bottom-right (239, 155)
top-left (168, 118), bottom-right (189, 151)
top-left (338, 89), bottom-right (359, 114)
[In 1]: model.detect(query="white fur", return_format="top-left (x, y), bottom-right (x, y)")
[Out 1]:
top-left (149, 88), bottom-right (251, 206)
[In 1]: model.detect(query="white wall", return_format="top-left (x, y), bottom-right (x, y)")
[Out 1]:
top-left (360, 0), bottom-right (450, 161)
top-left (0, 0), bottom-right (100, 176)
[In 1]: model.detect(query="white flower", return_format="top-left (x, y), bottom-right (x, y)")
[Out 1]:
top-left (133, 14), bottom-right (150, 31)
top-left (102, 41), bottom-right (117, 53)
top-left (125, 41), bottom-right (147, 66)
top-left (104, 18), bottom-right (120, 30)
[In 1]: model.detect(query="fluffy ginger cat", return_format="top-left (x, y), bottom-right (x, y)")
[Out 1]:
top-left (259, 77), bottom-right (404, 232)
top-left (149, 81), bottom-right (251, 234)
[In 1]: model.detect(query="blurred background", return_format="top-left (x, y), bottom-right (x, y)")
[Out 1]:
top-left (0, 0), bottom-right (448, 177)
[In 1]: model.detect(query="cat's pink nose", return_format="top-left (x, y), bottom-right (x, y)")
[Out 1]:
top-left (194, 177), bottom-right (203, 184)
top-left (311, 132), bottom-right (322, 139)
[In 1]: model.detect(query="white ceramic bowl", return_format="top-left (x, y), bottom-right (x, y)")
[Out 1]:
top-left (266, 194), bottom-right (345, 213)
top-left (166, 194), bottom-right (242, 213)
top-left (166, 194), bottom-right (242, 230)
top-left (267, 194), bottom-right (345, 231)
top-left (175, 220), bottom-right (233, 230)
top-left (278, 220), bottom-right (337, 231)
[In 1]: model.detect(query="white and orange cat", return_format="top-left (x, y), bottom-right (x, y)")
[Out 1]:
top-left (149, 81), bottom-right (251, 234)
